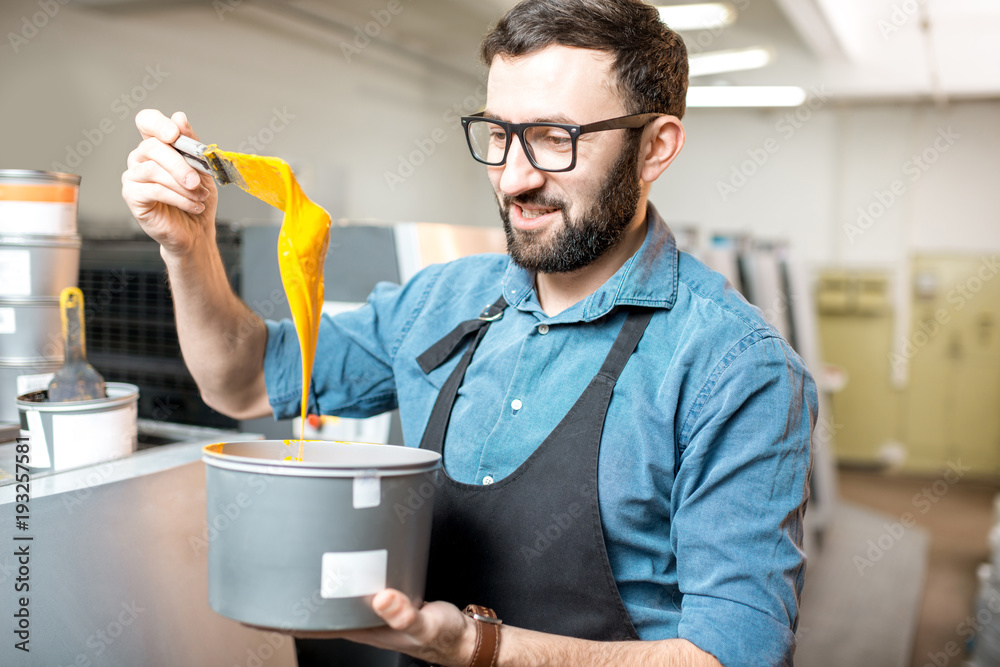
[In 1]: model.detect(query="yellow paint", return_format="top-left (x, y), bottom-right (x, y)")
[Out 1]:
top-left (205, 147), bottom-right (331, 461)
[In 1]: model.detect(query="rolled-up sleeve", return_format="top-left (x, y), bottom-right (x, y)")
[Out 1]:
top-left (673, 333), bottom-right (817, 666)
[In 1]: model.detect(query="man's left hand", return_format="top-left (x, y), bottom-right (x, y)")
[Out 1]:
top-left (273, 589), bottom-right (476, 667)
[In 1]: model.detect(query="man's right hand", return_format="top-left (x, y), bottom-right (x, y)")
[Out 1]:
top-left (121, 109), bottom-right (218, 257)
top-left (120, 109), bottom-right (271, 420)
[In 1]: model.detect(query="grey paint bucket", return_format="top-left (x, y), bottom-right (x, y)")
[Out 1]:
top-left (202, 440), bottom-right (441, 631)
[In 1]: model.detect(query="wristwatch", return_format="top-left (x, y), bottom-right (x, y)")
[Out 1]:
top-left (463, 604), bottom-right (502, 667)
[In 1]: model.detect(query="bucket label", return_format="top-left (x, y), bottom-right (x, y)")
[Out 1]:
top-left (320, 549), bottom-right (388, 599)
top-left (0, 307), bottom-right (14, 334)
top-left (0, 249), bottom-right (31, 296)
top-left (25, 410), bottom-right (51, 469)
top-left (353, 470), bottom-right (381, 509)
top-left (0, 202), bottom-right (76, 235)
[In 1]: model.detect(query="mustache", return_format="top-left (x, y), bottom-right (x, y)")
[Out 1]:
top-left (502, 191), bottom-right (567, 211)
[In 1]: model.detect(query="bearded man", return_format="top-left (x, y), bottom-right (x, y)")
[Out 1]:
top-left (122, 1), bottom-right (816, 665)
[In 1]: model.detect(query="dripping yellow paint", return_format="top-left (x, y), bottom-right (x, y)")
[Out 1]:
top-left (205, 147), bottom-right (330, 461)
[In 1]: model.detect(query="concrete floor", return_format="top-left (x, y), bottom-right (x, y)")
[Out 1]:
top-left (837, 468), bottom-right (1000, 667)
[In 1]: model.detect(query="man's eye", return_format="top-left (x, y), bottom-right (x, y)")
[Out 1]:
top-left (490, 130), bottom-right (507, 142)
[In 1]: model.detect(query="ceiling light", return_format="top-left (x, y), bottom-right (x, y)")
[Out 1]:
top-left (686, 86), bottom-right (808, 107)
top-left (657, 3), bottom-right (738, 31)
top-left (689, 46), bottom-right (774, 77)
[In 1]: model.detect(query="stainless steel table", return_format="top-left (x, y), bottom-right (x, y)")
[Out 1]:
top-left (0, 422), bottom-right (298, 666)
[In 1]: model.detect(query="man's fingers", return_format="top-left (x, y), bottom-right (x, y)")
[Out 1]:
top-left (124, 180), bottom-right (206, 217)
top-left (128, 136), bottom-right (204, 191)
top-left (125, 158), bottom-right (210, 202)
top-left (135, 108), bottom-right (180, 143)
top-left (374, 589), bottom-right (423, 632)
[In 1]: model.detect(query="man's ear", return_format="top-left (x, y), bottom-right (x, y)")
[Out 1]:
top-left (639, 116), bottom-right (685, 183)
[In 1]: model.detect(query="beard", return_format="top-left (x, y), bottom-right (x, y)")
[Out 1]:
top-left (498, 131), bottom-right (643, 274)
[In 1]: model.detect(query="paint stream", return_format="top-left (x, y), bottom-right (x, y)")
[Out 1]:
top-left (205, 147), bottom-right (330, 461)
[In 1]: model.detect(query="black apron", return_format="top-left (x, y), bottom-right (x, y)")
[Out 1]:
top-left (396, 297), bottom-right (652, 666)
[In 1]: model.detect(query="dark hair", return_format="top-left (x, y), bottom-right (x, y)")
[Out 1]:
top-left (480, 0), bottom-right (689, 119)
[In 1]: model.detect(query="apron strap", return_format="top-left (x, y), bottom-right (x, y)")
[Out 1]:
top-left (418, 296), bottom-right (507, 452)
top-left (417, 296), bottom-right (508, 374)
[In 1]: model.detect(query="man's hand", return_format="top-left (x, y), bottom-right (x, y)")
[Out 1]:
top-left (285, 589), bottom-right (477, 667)
top-left (121, 109), bottom-right (218, 258)
top-left (261, 588), bottom-right (723, 667)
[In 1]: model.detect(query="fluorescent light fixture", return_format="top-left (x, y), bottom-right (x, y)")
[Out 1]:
top-left (688, 46), bottom-right (774, 77)
top-left (657, 3), bottom-right (737, 31)
top-left (686, 86), bottom-right (808, 107)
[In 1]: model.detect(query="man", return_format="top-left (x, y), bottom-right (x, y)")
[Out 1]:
top-left (122, 0), bottom-right (816, 665)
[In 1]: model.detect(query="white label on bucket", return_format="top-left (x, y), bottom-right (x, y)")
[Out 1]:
top-left (0, 249), bottom-right (31, 296)
top-left (320, 549), bottom-right (387, 599)
top-left (0, 202), bottom-right (76, 235)
top-left (52, 401), bottom-right (136, 472)
top-left (25, 410), bottom-right (51, 469)
top-left (353, 470), bottom-right (381, 509)
top-left (0, 307), bottom-right (14, 334)
top-left (16, 372), bottom-right (54, 396)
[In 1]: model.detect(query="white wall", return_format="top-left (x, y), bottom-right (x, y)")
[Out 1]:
top-left (0, 0), bottom-right (498, 235)
top-left (2, 0), bottom-right (998, 262)
top-left (652, 98), bottom-right (1000, 266)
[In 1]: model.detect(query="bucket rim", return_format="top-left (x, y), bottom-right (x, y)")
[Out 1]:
top-left (16, 381), bottom-right (139, 410)
top-left (0, 170), bottom-right (81, 186)
top-left (0, 234), bottom-right (82, 247)
top-left (203, 440), bottom-right (442, 478)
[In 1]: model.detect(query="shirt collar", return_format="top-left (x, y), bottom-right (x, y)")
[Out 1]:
top-left (501, 202), bottom-right (679, 322)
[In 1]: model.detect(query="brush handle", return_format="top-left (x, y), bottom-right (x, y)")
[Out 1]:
top-left (60, 287), bottom-right (87, 363)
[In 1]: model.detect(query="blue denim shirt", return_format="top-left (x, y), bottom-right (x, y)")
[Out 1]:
top-left (264, 203), bottom-right (817, 666)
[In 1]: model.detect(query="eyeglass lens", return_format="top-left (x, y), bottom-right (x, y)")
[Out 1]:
top-left (466, 120), bottom-right (574, 170)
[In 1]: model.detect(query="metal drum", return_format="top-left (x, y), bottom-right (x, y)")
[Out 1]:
top-left (0, 234), bottom-right (81, 298)
top-left (0, 296), bottom-right (64, 364)
top-left (0, 170), bottom-right (80, 236)
top-left (203, 440), bottom-right (441, 631)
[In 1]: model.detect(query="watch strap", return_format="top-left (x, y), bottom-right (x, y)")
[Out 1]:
top-left (463, 604), bottom-right (501, 667)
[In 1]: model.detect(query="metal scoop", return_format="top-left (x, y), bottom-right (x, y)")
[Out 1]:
top-left (47, 287), bottom-right (107, 402)
top-left (172, 134), bottom-right (243, 187)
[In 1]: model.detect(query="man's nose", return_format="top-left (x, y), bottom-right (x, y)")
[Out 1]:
top-left (497, 134), bottom-right (546, 196)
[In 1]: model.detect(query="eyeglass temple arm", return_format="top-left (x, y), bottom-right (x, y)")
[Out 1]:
top-left (579, 113), bottom-right (663, 133)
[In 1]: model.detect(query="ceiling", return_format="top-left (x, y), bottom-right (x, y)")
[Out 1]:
top-left (75, 0), bottom-right (1000, 102)
top-left (487, 0), bottom-right (1000, 102)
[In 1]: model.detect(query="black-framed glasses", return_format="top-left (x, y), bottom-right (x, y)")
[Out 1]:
top-left (460, 112), bottom-right (662, 172)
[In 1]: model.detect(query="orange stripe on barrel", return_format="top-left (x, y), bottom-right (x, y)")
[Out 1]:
top-left (0, 184), bottom-right (78, 203)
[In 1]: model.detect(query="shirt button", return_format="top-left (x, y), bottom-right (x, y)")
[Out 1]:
top-left (482, 475), bottom-right (494, 485)
top-left (511, 399), bottom-right (523, 411)
top-left (538, 324), bottom-right (550, 335)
